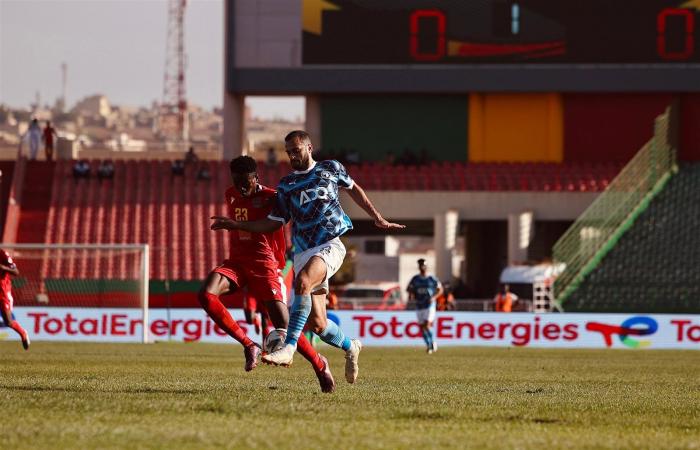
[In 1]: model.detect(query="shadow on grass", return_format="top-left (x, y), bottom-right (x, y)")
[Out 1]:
top-left (478, 415), bottom-right (563, 424)
top-left (392, 411), bottom-right (454, 420)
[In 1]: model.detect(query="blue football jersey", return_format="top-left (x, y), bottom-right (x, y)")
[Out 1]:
top-left (268, 160), bottom-right (354, 253)
top-left (408, 275), bottom-right (440, 309)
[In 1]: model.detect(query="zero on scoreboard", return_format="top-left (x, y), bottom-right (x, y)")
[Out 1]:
top-left (302, 0), bottom-right (700, 64)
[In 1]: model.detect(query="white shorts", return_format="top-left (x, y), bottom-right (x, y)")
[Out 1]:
top-left (294, 237), bottom-right (346, 294)
top-left (416, 303), bottom-right (436, 324)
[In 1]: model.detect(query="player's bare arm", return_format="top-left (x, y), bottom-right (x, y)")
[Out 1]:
top-left (346, 182), bottom-right (406, 229)
top-left (210, 216), bottom-right (282, 233)
top-left (431, 284), bottom-right (444, 303)
top-left (0, 263), bottom-right (19, 276)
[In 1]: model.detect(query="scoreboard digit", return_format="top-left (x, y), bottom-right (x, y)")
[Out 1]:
top-left (302, 0), bottom-right (700, 64)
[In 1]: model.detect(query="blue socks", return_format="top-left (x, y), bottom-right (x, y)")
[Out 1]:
top-left (422, 328), bottom-right (434, 349)
top-left (318, 320), bottom-right (352, 351)
top-left (285, 294), bottom-right (311, 346)
top-left (284, 293), bottom-right (352, 351)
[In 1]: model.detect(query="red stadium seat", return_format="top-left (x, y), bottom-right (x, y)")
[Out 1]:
top-left (27, 159), bottom-right (623, 283)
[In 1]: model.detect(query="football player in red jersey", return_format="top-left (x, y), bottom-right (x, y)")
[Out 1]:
top-left (200, 156), bottom-right (335, 393)
top-left (0, 249), bottom-right (30, 350)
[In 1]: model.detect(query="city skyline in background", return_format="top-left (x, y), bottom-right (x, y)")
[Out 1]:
top-left (0, 0), bottom-right (304, 121)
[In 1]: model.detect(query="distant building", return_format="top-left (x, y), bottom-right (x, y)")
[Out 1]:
top-left (72, 95), bottom-right (111, 118)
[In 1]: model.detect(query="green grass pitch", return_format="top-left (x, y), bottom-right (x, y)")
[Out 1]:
top-left (1, 341), bottom-right (698, 449)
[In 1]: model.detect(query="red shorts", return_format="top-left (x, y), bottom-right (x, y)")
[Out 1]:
top-left (214, 260), bottom-right (285, 302)
top-left (0, 291), bottom-right (14, 311)
top-left (244, 293), bottom-right (264, 317)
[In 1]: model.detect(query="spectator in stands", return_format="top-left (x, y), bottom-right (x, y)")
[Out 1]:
top-left (494, 284), bottom-right (517, 313)
top-left (196, 163), bottom-right (211, 181)
top-left (171, 159), bottom-right (185, 177)
top-left (97, 160), bottom-right (114, 182)
top-left (23, 118), bottom-right (42, 160)
top-left (185, 146), bottom-right (199, 165)
top-left (73, 159), bottom-right (91, 180)
top-left (266, 146), bottom-right (278, 166)
top-left (42, 121), bottom-right (58, 162)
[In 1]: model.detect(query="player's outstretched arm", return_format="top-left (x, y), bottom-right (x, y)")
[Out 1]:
top-left (346, 182), bottom-right (406, 230)
top-left (210, 216), bottom-right (282, 233)
top-left (0, 264), bottom-right (19, 276)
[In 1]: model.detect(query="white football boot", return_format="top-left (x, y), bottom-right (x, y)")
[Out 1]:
top-left (262, 343), bottom-right (295, 367)
top-left (344, 339), bottom-right (362, 383)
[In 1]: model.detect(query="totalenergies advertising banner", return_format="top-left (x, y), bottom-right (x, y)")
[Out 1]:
top-left (2, 308), bottom-right (700, 349)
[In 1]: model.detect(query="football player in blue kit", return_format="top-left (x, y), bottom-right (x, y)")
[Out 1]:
top-left (223, 130), bottom-right (405, 384)
top-left (407, 259), bottom-right (443, 354)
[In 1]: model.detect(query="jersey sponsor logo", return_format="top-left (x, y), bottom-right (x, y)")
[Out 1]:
top-left (299, 187), bottom-right (329, 205)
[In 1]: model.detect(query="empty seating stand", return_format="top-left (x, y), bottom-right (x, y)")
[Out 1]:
top-left (565, 163), bottom-right (700, 313)
top-left (341, 161), bottom-right (620, 192)
top-left (40, 160), bottom-right (234, 281)
top-left (33, 159), bottom-right (620, 283)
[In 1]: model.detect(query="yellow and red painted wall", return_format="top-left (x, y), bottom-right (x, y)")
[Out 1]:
top-left (320, 93), bottom-right (700, 163)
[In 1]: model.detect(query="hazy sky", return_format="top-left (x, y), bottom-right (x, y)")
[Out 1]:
top-left (0, 0), bottom-right (304, 120)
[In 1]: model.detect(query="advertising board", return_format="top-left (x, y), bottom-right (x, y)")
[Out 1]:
top-left (2, 308), bottom-right (699, 349)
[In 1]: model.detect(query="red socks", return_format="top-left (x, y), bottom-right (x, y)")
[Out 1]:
top-left (199, 292), bottom-right (253, 347)
top-left (296, 333), bottom-right (324, 372)
top-left (198, 291), bottom-right (324, 374)
top-left (8, 320), bottom-right (26, 337)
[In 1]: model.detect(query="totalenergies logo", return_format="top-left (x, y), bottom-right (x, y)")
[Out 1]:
top-left (586, 316), bottom-right (658, 348)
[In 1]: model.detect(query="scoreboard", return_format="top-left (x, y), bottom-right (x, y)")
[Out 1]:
top-left (303, 0), bottom-right (700, 64)
top-left (225, 0), bottom-right (700, 93)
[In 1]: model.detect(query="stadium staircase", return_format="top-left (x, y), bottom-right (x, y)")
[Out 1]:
top-left (16, 160), bottom-right (55, 243)
top-left (563, 162), bottom-right (700, 313)
top-left (552, 107), bottom-right (689, 313)
top-left (0, 161), bottom-right (15, 232)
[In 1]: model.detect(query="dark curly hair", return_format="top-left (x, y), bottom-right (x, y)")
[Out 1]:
top-left (229, 155), bottom-right (257, 175)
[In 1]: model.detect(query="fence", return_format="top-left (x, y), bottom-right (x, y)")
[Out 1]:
top-left (552, 107), bottom-right (677, 309)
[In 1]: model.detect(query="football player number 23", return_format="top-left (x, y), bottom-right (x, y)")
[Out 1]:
top-left (234, 208), bottom-right (248, 221)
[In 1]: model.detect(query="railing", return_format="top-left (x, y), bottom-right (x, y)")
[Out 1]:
top-left (553, 107), bottom-right (677, 308)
